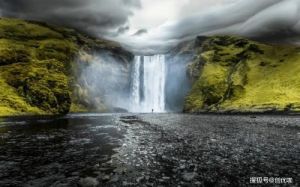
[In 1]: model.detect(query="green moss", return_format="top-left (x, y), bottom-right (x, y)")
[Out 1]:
top-left (0, 17), bottom-right (132, 116)
top-left (36, 39), bottom-right (77, 62)
top-left (0, 17), bottom-right (78, 115)
top-left (1, 59), bottom-right (71, 114)
top-left (0, 18), bottom-right (63, 40)
top-left (0, 39), bottom-right (31, 65)
top-left (0, 77), bottom-right (44, 116)
top-left (185, 35), bottom-right (300, 113)
top-left (70, 103), bottom-right (89, 113)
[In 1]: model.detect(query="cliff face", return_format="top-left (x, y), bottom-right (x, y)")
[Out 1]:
top-left (163, 39), bottom-right (195, 111)
top-left (184, 36), bottom-right (300, 113)
top-left (0, 17), bottom-right (132, 116)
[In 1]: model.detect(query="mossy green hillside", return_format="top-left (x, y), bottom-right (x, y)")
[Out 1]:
top-left (185, 36), bottom-right (300, 113)
top-left (0, 17), bottom-right (131, 116)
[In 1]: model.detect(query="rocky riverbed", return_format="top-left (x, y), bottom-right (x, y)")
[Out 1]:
top-left (0, 114), bottom-right (299, 186)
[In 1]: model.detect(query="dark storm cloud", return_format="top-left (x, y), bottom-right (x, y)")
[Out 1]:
top-left (117, 26), bottom-right (130, 35)
top-left (132, 29), bottom-right (147, 36)
top-left (122, 0), bottom-right (300, 53)
top-left (0, 0), bottom-right (141, 36)
top-left (154, 0), bottom-right (300, 43)
top-left (1, 0), bottom-right (299, 53)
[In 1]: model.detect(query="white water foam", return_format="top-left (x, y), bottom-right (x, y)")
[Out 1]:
top-left (130, 55), bottom-right (166, 113)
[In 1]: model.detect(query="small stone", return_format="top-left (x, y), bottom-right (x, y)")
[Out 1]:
top-left (194, 181), bottom-right (202, 185)
top-left (136, 176), bottom-right (144, 183)
top-left (79, 177), bottom-right (99, 187)
top-left (101, 175), bottom-right (110, 181)
top-left (182, 172), bottom-right (197, 182)
top-left (93, 171), bottom-right (102, 176)
top-left (123, 181), bottom-right (133, 186)
top-left (99, 167), bottom-right (110, 171)
top-left (146, 182), bottom-right (154, 186)
top-left (158, 179), bottom-right (164, 183)
top-left (71, 172), bottom-right (80, 176)
top-left (110, 175), bottom-right (119, 182)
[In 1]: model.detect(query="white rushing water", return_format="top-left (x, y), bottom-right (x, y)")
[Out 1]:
top-left (130, 55), bottom-right (166, 113)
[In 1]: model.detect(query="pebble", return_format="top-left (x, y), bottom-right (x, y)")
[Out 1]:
top-left (79, 177), bottom-right (99, 187)
top-left (194, 181), bottom-right (202, 185)
top-left (182, 172), bottom-right (197, 182)
top-left (136, 176), bottom-right (144, 183)
top-left (1, 115), bottom-right (299, 187)
top-left (71, 172), bottom-right (80, 176)
top-left (101, 175), bottom-right (110, 181)
top-left (110, 175), bottom-right (119, 182)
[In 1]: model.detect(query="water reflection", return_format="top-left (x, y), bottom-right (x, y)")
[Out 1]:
top-left (0, 114), bottom-right (125, 186)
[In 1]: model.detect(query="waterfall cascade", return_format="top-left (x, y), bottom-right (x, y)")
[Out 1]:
top-left (130, 55), bottom-right (166, 113)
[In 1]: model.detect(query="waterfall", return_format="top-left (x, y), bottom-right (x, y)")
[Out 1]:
top-left (131, 56), bottom-right (142, 109)
top-left (130, 55), bottom-right (166, 113)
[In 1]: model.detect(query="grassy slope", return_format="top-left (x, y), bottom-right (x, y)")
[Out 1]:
top-left (0, 17), bottom-right (131, 116)
top-left (184, 36), bottom-right (300, 113)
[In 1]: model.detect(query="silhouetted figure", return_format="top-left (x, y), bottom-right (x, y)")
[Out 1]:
top-left (152, 109), bottom-right (154, 113)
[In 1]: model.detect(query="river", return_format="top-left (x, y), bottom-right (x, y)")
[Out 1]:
top-left (0, 114), bottom-right (299, 186)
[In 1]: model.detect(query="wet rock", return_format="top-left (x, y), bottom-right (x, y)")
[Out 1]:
top-left (182, 172), bottom-right (197, 182)
top-left (1, 114), bottom-right (299, 186)
top-left (99, 167), bottom-right (110, 172)
top-left (136, 176), bottom-right (144, 183)
top-left (79, 177), bottom-right (99, 187)
top-left (122, 181), bottom-right (136, 186)
top-left (71, 172), bottom-right (80, 176)
top-left (194, 181), bottom-right (202, 185)
top-left (101, 175), bottom-right (110, 181)
top-left (145, 182), bottom-right (153, 186)
top-left (109, 175), bottom-right (119, 183)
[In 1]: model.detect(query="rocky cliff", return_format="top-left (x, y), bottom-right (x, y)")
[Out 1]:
top-left (0, 17), bottom-right (132, 116)
top-left (184, 36), bottom-right (300, 113)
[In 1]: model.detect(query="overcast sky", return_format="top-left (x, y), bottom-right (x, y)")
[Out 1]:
top-left (1, 0), bottom-right (300, 53)
top-left (128, 0), bottom-right (238, 33)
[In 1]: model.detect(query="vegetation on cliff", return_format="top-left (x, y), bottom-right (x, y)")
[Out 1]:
top-left (0, 17), bottom-right (132, 116)
top-left (184, 36), bottom-right (300, 113)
